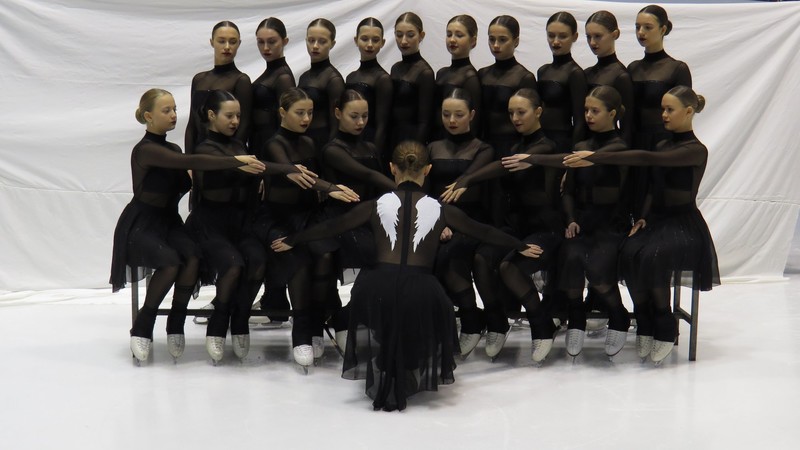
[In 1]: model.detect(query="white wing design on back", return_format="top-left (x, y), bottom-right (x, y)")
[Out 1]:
top-left (376, 192), bottom-right (402, 251)
top-left (412, 196), bottom-right (441, 252)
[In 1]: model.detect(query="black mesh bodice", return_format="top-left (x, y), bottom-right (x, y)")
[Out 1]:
top-left (251, 57), bottom-right (296, 151)
top-left (345, 59), bottom-right (393, 152)
top-left (627, 50), bottom-right (691, 130)
top-left (186, 62), bottom-right (253, 154)
top-left (427, 132), bottom-right (493, 218)
top-left (320, 130), bottom-right (396, 201)
top-left (433, 58), bottom-right (482, 138)
top-left (478, 57), bottom-right (537, 156)
top-left (584, 54), bottom-right (635, 145)
top-left (537, 53), bottom-right (588, 149)
top-left (298, 59), bottom-right (345, 149)
top-left (389, 52), bottom-right (435, 147)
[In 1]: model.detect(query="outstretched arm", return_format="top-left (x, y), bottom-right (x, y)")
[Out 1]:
top-left (272, 200), bottom-right (374, 250)
top-left (442, 204), bottom-right (541, 258)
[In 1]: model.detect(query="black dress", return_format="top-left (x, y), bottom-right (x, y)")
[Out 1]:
top-left (433, 57), bottom-right (482, 140)
top-left (186, 62), bottom-right (253, 154)
top-left (110, 132), bottom-right (245, 291)
top-left (584, 53), bottom-right (635, 146)
top-left (478, 56), bottom-right (537, 158)
top-left (251, 57), bottom-right (296, 156)
top-left (388, 52), bottom-right (435, 160)
top-left (428, 133), bottom-right (494, 334)
top-left (537, 53), bottom-right (588, 152)
top-left (585, 131), bottom-right (719, 292)
top-left (282, 181), bottom-right (528, 411)
top-left (298, 59), bottom-right (345, 154)
top-left (345, 59), bottom-right (393, 153)
top-left (627, 50), bottom-right (691, 150)
top-left (320, 130), bottom-right (396, 269)
top-left (557, 130), bottom-right (629, 291)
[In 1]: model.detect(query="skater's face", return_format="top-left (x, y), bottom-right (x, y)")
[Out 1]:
top-left (395, 22), bottom-right (424, 56)
top-left (355, 26), bottom-right (384, 61)
top-left (508, 95), bottom-right (542, 135)
top-left (144, 94), bottom-right (178, 134)
top-left (441, 98), bottom-right (474, 135)
top-left (207, 100), bottom-right (241, 136)
top-left (336, 99), bottom-right (369, 135)
top-left (488, 24), bottom-right (518, 61)
top-left (211, 26), bottom-right (241, 65)
top-left (546, 21), bottom-right (577, 56)
top-left (635, 13), bottom-right (666, 52)
top-left (584, 96), bottom-right (616, 132)
top-left (585, 22), bottom-right (618, 58)
top-left (256, 27), bottom-right (287, 62)
top-left (306, 26), bottom-right (335, 63)
top-left (280, 99), bottom-right (314, 133)
top-left (445, 22), bottom-right (475, 59)
top-left (661, 94), bottom-right (693, 132)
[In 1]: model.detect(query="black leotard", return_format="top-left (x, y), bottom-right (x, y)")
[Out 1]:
top-left (434, 58), bottom-right (482, 140)
top-left (298, 59), bottom-right (345, 153)
top-left (388, 52), bottom-right (435, 154)
top-left (251, 57), bottom-right (295, 155)
top-left (478, 57), bottom-right (537, 158)
top-left (186, 62), bottom-right (252, 154)
top-left (345, 59), bottom-right (393, 153)
top-left (584, 54), bottom-right (635, 146)
top-left (537, 53), bottom-right (587, 152)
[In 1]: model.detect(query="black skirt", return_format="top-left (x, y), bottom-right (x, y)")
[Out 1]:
top-left (342, 264), bottom-right (458, 412)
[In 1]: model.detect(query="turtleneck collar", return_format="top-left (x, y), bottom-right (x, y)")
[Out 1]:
top-left (336, 129), bottom-right (361, 145)
top-left (596, 53), bottom-right (620, 66)
top-left (310, 58), bottom-right (332, 71)
top-left (397, 180), bottom-right (425, 191)
top-left (552, 53), bottom-right (574, 65)
top-left (451, 57), bottom-right (471, 68)
top-left (212, 62), bottom-right (237, 74)
top-left (521, 128), bottom-right (545, 145)
top-left (448, 131), bottom-right (474, 145)
top-left (593, 129), bottom-right (619, 146)
top-left (402, 52), bottom-right (423, 63)
top-left (144, 131), bottom-right (167, 143)
top-left (494, 56), bottom-right (518, 70)
top-left (208, 130), bottom-right (231, 144)
top-left (267, 57), bottom-right (288, 71)
top-left (643, 49), bottom-right (669, 63)
top-left (673, 130), bottom-right (696, 142)
top-left (278, 126), bottom-right (304, 141)
top-left (359, 58), bottom-right (380, 70)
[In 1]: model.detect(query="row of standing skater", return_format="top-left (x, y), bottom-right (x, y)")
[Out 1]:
top-left (112, 5), bottom-right (719, 412)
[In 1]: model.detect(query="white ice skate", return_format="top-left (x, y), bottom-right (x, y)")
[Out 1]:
top-left (650, 339), bottom-right (674, 365)
top-left (130, 336), bottom-right (152, 364)
top-left (232, 334), bottom-right (250, 360)
top-left (531, 338), bottom-right (553, 365)
top-left (293, 345), bottom-right (314, 374)
top-left (485, 331), bottom-right (508, 361)
top-left (312, 336), bottom-right (324, 360)
top-left (458, 333), bottom-right (481, 359)
top-left (636, 335), bottom-right (654, 361)
top-left (604, 329), bottom-right (628, 357)
top-left (565, 329), bottom-right (585, 359)
top-left (166, 334), bottom-right (185, 361)
top-left (206, 336), bottom-right (225, 365)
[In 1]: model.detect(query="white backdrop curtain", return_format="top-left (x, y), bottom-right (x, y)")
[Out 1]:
top-left (1, 0), bottom-right (798, 290)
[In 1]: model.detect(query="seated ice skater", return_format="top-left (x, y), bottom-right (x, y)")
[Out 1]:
top-left (564, 86), bottom-right (719, 364)
top-left (272, 141), bottom-right (541, 411)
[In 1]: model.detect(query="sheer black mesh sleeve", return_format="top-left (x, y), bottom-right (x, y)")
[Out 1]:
top-left (262, 134), bottom-right (340, 193)
top-left (284, 200), bottom-right (375, 246)
top-left (135, 140), bottom-right (243, 171)
top-left (416, 66), bottom-right (436, 143)
top-left (231, 74), bottom-right (253, 146)
top-left (442, 204), bottom-right (527, 251)
top-left (322, 144), bottom-right (396, 193)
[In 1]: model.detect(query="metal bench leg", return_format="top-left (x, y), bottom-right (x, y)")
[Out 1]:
top-left (131, 267), bottom-right (140, 327)
top-left (672, 273), bottom-right (682, 346)
top-left (689, 287), bottom-right (700, 361)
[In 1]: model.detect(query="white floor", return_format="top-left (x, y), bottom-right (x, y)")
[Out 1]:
top-left (2, 275), bottom-right (800, 450)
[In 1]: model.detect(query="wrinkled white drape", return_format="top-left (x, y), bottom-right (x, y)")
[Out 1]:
top-left (1, 0), bottom-right (798, 290)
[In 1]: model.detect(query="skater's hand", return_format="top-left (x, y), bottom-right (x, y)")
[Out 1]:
top-left (235, 155), bottom-right (266, 174)
top-left (519, 244), bottom-right (543, 258)
top-left (440, 182), bottom-right (466, 203)
top-left (329, 185), bottom-right (360, 203)
top-left (563, 151), bottom-right (594, 168)
top-left (270, 237), bottom-right (293, 252)
top-left (629, 219), bottom-right (646, 237)
top-left (440, 226), bottom-right (453, 242)
top-left (565, 222), bottom-right (580, 239)
top-left (286, 164), bottom-right (318, 189)
top-left (501, 154), bottom-right (532, 172)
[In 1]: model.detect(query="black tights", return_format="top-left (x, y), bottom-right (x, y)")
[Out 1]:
top-left (131, 257), bottom-right (199, 339)
top-left (499, 260), bottom-right (555, 339)
top-left (230, 263), bottom-right (266, 336)
top-left (206, 266), bottom-right (242, 337)
top-left (565, 284), bottom-right (630, 332)
top-left (474, 252), bottom-right (508, 333)
top-left (441, 258), bottom-right (484, 334)
top-left (629, 287), bottom-right (675, 342)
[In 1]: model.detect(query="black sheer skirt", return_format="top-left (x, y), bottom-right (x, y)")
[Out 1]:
top-left (557, 207), bottom-right (628, 290)
top-left (317, 202), bottom-right (377, 275)
top-left (619, 205), bottom-right (720, 291)
top-left (342, 263), bottom-right (458, 412)
top-left (110, 200), bottom-right (199, 292)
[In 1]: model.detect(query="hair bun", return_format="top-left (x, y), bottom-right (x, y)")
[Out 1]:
top-left (665, 20), bottom-right (673, 35)
top-left (135, 108), bottom-right (146, 124)
top-left (695, 95), bottom-right (706, 113)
